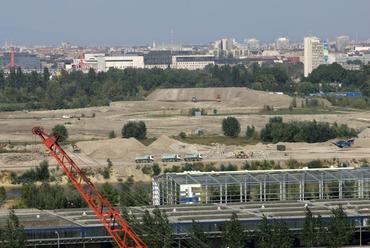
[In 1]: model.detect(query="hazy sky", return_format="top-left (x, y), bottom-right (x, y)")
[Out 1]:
top-left (1, 0), bottom-right (370, 46)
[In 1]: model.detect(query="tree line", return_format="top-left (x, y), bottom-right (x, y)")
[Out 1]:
top-left (1, 63), bottom-right (369, 111)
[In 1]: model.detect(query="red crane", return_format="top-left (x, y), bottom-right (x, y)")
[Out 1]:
top-left (32, 127), bottom-right (147, 248)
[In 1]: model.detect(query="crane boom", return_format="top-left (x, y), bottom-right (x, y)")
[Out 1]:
top-left (32, 127), bottom-right (147, 248)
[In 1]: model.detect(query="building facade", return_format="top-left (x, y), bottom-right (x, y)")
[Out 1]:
top-left (304, 36), bottom-right (324, 77)
top-left (171, 55), bottom-right (215, 70)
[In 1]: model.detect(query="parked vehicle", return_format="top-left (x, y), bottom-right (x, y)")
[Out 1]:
top-left (184, 153), bottom-right (203, 161)
top-left (135, 155), bottom-right (154, 163)
top-left (161, 154), bottom-right (182, 162)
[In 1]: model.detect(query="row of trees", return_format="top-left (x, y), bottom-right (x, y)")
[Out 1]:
top-left (0, 63), bottom-right (368, 111)
top-left (0, 210), bottom-right (26, 248)
top-left (121, 205), bottom-right (354, 248)
top-left (261, 117), bottom-right (357, 143)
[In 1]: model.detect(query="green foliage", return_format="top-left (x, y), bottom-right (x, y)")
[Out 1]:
top-left (21, 183), bottom-right (86, 209)
top-left (108, 130), bottom-right (116, 139)
top-left (120, 176), bottom-right (150, 207)
top-left (100, 182), bottom-right (119, 205)
top-left (179, 132), bottom-right (187, 139)
top-left (246, 125), bottom-right (257, 140)
top-left (222, 117), bottom-right (241, 138)
top-left (223, 212), bottom-right (244, 248)
top-left (0, 209), bottom-right (26, 248)
top-left (255, 215), bottom-right (293, 248)
top-left (0, 186), bottom-right (6, 206)
top-left (141, 208), bottom-right (173, 248)
top-left (52, 124), bottom-right (68, 143)
top-left (306, 159), bottom-right (324, 168)
top-left (302, 207), bottom-right (326, 247)
top-left (261, 117), bottom-right (356, 143)
top-left (152, 163), bottom-right (161, 176)
top-left (101, 158), bottom-right (113, 179)
top-left (122, 121), bottom-right (147, 139)
top-left (188, 220), bottom-right (209, 247)
top-left (14, 160), bottom-right (50, 183)
top-left (327, 205), bottom-right (353, 247)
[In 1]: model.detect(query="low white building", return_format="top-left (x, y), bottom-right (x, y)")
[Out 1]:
top-left (171, 55), bottom-right (215, 70)
top-left (104, 55), bottom-right (144, 71)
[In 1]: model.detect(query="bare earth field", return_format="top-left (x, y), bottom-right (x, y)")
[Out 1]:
top-left (0, 87), bottom-right (370, 181)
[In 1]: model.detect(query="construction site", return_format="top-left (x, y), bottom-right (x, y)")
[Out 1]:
top-left (1, 87), bottom-right (370, 247)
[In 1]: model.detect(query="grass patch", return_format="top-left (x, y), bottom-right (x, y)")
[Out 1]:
top-left (139, 137), bottom-right (157, 146)
top-left (174, 135), bottom-right (259, 146)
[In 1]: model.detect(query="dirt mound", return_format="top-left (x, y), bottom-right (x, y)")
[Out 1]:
top-left (147, 87), bottom-right (295, 107)
top-left (148, 135), bottom-right (197, 155)
top-left (76, 138), bottom-right (147, 160)
top-left (359, 128), bottom-right (370, 138)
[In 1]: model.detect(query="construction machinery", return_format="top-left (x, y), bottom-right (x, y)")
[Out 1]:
top-left (161, 154), bottom-right (182, 162)
top-left (333, 139), bottom-right (355, 148)
top-left (135, 155), bottom-right (154, 163)
top-left (72, 144), bottom-right (81, 153)
top-left (184, 153), bottom-right (203, 162)
top-left (32, 127), bottom-right (147, 248)
top-left (235, 151), bottom-right (248, 159)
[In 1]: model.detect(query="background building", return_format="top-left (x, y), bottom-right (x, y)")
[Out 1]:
top-left (304, 36), bottom-right (324, 77)
top-left (171, 55), bottom-right (215, 70)
top-left (246, 38), bottom-right (260, 52)
top-left (276, 37), bottom-right (290, 51)
top-left (336, 35), bottom-right (350, 52)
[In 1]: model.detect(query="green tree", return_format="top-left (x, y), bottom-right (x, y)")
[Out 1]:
top-left (122, 121), bottom-right (147, 139)
top-left (0, 209), bottom-right (26, 248)
top-left (52, 124), bottom-right (68, 143)
top-left (101, 182), bottom-right (119, 205)
top-left (271, 221), bottom-right (293, 248)
top-left (108, 130), bottom-right (116, 139)
top-left (223, 212), bottom-right (244, 248)
top-left (246, 125), bottom-right (257, 139)
top-left (222, 117), bottom-right (241, 138)
top-left (142, 208), bottom-right (173, 248)
top-left (188, 220), bottom-right (209, 247)
top-left (0, 186), bottom-right (6, 206)
top-left (152, 163), bottom-right (161, 176)
top-left (256, 215), bottom-right (272, 248)
top-left (327, 205), bottom-right (353, 247)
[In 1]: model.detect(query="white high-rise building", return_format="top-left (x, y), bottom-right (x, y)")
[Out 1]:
top-left (246, 38), bottom-right (260, 52)
top-left (336, 35), bottom-right (350, 52)
top-left (304, 37), bottom-right (324, 77)
top-left (276, 37), bottom-right (290, 50)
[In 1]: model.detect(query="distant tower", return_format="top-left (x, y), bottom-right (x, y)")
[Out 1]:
top-left (5, 47), bottom-right (20, 69)
top-left (78, 48), bottom-right (86, 70)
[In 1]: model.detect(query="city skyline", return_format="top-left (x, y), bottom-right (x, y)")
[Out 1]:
top-left (1, 0), bottom-right (370, 46)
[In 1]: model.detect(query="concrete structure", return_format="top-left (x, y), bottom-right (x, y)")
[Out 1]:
top-left (171, 55), bottom-right (215, 70)
top-left (153, 167), bottom-right (370, 206)
top-left (276, 37), bottom-right (290, 50)
top-left (304, 36), bottom-right (324, 77)
top-left (336, 35), bottom-right (350, 52)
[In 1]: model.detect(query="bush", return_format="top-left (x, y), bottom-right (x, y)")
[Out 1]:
top-left (122, 121), bottom-right (147, 139)
top-left (179, 132), bottom-right (187, 139)
top-left (222, 117), bottom-right (241, 138)
top-left (152, 164), bottom-right (161, 176)
top-left (246, 125), bottom-right (257, 139)
top-left (0, 186), bottom-right (6, 206)
top-left (52, 124), bottom-right (68, 143)
top-left (108, 130), bottom-right (116, 139)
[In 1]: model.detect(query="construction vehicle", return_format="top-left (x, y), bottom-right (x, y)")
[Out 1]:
top-left (32, 127), bottom-right (147, 248)
top-left (184, 153), bottom-right (203, 161)
top-left (192, 96), bottom-right (197, 102)
top-left (235, 151), bottom-right (248, 159)
top-left (72, 144), bottom-right (81, 153)
top-left (135, 155), bottom-right (154, 163)
top-left (216, 94), bottom-right (221, 102)
top-left (161, 154), bottom-right (182, 162)
top-left (333, 139), bottom-right (354, 148)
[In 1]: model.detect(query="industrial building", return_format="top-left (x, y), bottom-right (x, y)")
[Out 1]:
top-left (152, 167), bottom-right (370, 206)
top-left (304, 36), bottom-right (324, 77)
top-left (2, 198), bottom-right (370, 247)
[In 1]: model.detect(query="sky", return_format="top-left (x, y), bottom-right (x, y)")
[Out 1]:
top-left (0, 0), bottom-right (370, 46)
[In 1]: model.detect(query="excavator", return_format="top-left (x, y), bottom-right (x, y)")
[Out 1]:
top-left (32, 127), bottom-right (147, 248)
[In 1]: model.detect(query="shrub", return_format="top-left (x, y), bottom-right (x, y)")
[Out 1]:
top-left (246, 125), bottom-right (257, 139)
top-left (222, 117), bottom-right (241, 138)
top-left (108, 130), bottom-right (116, 139)
top-left (179, 132), bottom-right (187, 139)
top-left (152, 163), bottom-right (161, 176)
top-left (122, 121), bottom-right (147, 139)
top-left (52, 124), bottom-right (68, 143)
